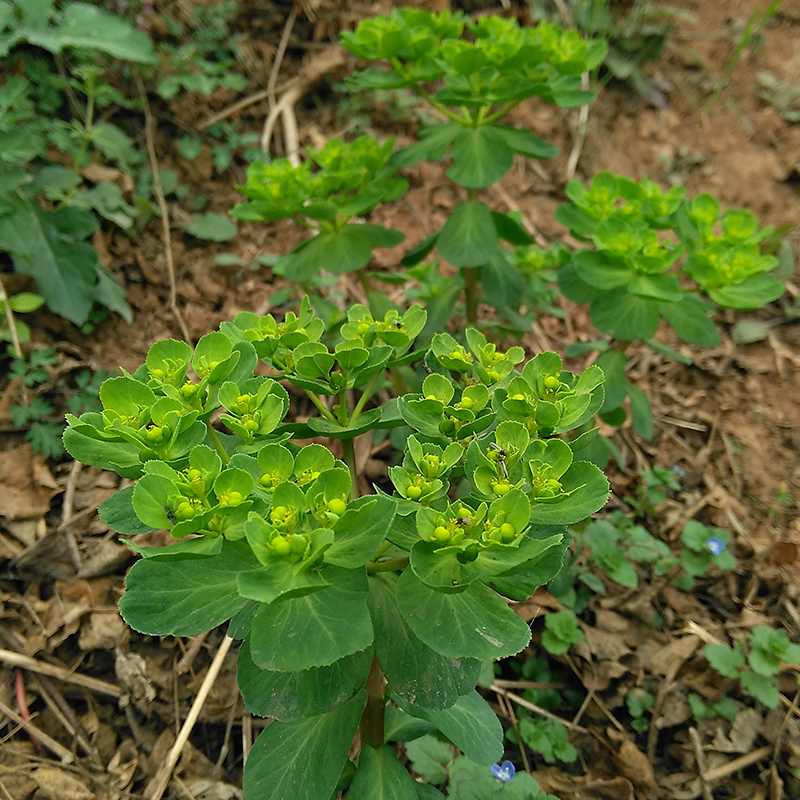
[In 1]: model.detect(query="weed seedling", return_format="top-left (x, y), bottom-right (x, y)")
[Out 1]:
top-left (704, 626), bottom-right (800, 708)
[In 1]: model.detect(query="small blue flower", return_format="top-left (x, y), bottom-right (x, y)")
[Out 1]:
top-left (672, 465), bottom-right (686, 478)
top-left (491, 761), bottom-right (516, 783)
top-left (706, 536), bottom-right (725, 556)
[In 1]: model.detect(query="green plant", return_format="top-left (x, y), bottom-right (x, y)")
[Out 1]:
top-left (758, 70), bottom-right (800, 123)
top-left (625, 687), bottom-right (654, 732)
top-left (529, 0), bottom-right (682, 100)
top-left (231, 135), bottom-right (408, 288)
top-left (63, 295), bottom-right (609, 799)
top-left (626, 465), bottom-right (682, 516)
top-left (0, 286), bottom-right (43, 357)
top-left (518, 716), bottom-right (577, 764)
top-left (8, 348), bottom-right (109, 458)
top-left (541, 609), bottom-right (585, 655)
top-left (0, 0), bottom-right (155, 325)
top-left (233, 10), bottom-right (606, 325)
top-left (555, 172), bottom-right (785, 452)
top-left (704, 626), bottom-right (800, 708)
top-left (687, 692), bottom-right (738, 723)
top-left (155, 1), bottom-right (247, 99)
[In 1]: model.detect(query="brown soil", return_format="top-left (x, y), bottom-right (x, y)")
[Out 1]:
top-left (2, 1), bottom-right (800, 799)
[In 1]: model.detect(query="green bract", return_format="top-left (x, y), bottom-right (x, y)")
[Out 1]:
top-left (70, 295), bottom-right (609, 800)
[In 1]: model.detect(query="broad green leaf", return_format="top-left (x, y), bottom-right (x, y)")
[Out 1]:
top-left (237, 558), bottom-right (331, 605)
top-left (237, 635), bottom-right (371, 721)
top-left (404, 735), bottom-right (452, 784)
top-left (590, 291), bottom-right (661, 341)
top-left (369, 574), bottom-right (480, 710)
top-left (709, 274), bottom-right (784, 310)
top-left (98, 486), bottom-right (155, 535)
top-left (389, 123), bottom-right (461, 170)
top-left (307, 407), bottom-right (383, 440)
top-left (119, 541), bottom-right (260, 636)
top-left (26, 3), bottom-right (157, 62)
top-left (446, 127), bottom-right (513, 188)
top-left (437, 201), bottom-right (498, 268)
top-left (490, 212), bottom-right (533, 246)
top-left (62, 423), bottom-right (144, 478)
top-left (574, 250), bottom-right (631, 289)
top-left (123, 536), bottom-right (223, 559)
top-left (186, 213), bottom-right (237, 241)
top-left (395, 569), bottom-right (531, 661)
top-left (249, 566), bottom-right (373, 671)
top-left (480, 252), bottom-right (524, 311)
top-left (626, 381), bottom-right (653, 441)
top-left (489, 125), bottom-right (559, 160)
top-left (397, 691), bottom-right (503, 766)
top-left (242, 691), bottom-right (366, 800)
top-left (348, 745), bottom-right (421, 800)
top-left (0, 197), bottom-right (97, 324)
top-left (659, 294), bottom-right (719, 346)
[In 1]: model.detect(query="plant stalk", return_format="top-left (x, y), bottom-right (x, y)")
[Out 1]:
top-left (205, 421), bottom-right (230, 465)
top-left (463, 267), bottom-right (479, 324)
top-left (342, 437), bottom-right (359, 500)
top-left (359, 657), bottom-right (386, 749)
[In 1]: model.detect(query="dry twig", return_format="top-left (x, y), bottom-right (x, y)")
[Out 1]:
top-left (144, 635), bottom-right (235, 800)
top-left (135, 71), bottom-right (191, 344)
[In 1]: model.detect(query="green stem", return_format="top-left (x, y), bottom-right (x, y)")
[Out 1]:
top-left (463, 187), bottom-right (480, 324)
top-left (389, 59), bottom-right (465, 124)
top-left (359, 658), bottom-right (386, 749)
top-left (303, 389), bottom-right (338, 424)
top-left (350, 371), bottom-right (381, 424)
top-left (463, 267), bottom-right (479, 325)
top-left (371, 541), bottom-right (393, 561)
top-left (205, 421), bottom-right (230, 465)
top-left (59, 77), bottom-right (96, 210)
top-left (356, 267), bottom-right (373, 300)
top-left (483, 100), bottom-right (523, 125)
top-left (366, 557), bottom-right (409, 573)
top-left (342, 438), bottom-right (359, 501)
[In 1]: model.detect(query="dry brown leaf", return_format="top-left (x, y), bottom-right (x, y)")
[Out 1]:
top-left (78, 611), bottom-right (128, 651)
top-left (614, 741), bottom-right (657, 797)
top-left (643, 634), bottom-right (700, 676)
top-left (0, 443), bottom-right (61, 520)
top-left (31, 767), bottom-right (93, 800)
top-left (533, 767), bottom-right (636, 800)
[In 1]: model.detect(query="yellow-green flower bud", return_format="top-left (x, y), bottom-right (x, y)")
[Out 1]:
top-left (543, 375), bottom-right (560, 390)
top-left (271, 535), bottom-right (292, 556)
top-left (327, 498), bottom-right (347, 516)
top-left (433, 526), bottom-right (450, 542)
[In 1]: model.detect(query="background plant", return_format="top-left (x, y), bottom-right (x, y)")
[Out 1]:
top-left (233, 9), bottom-right (606, 327)
top-left (63, 294), bottom-right (610, 799)
top-left (704, 626), bottom-right (800, 708)
top-left (0, 0), bottom-right (155, 326)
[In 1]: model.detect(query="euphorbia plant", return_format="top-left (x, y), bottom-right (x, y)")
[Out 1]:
top-left (232, 9), bottom-right (607, 328)
top-left (64, 297), bottom-right (609, 798)
top-left (550, 172), bottom-right (786, 457)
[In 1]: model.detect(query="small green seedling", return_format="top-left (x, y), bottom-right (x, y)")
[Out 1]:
top-left (704, 626), bottom-right (800, 708)
top-left (517, 716), bottom-right (577, 764)
top-left (687, 693), bottom-right (738, 723)
top-left (625, 687), bottom-right (655, 732)
top-left (541, 609), bottom-right (585, 656)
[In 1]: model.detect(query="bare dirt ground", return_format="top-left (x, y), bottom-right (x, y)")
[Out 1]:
top-left (2, 1), bottom-right (800, 798)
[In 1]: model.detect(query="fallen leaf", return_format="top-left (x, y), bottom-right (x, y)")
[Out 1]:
top-left (31, 768), bottom-right (93, 800)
